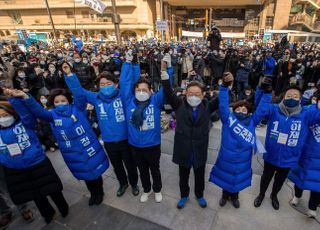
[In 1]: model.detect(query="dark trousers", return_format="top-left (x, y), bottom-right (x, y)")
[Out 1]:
top-left (34, 191), bottom-right (68, 219)
top-left (294, 185), bottom-right (320, 211)
top-left (179, 165), bottom-right (205, 199)
top-left (85, 176), bottom-right (104, 197)
top-left (104, 140), bottom-right (138, 187)
top-left (259, 161), bottom-right (290, 196)
top-left (222, 190), bottom-right (239, 201)
top-left (132, 145), bottom-right (162, 193)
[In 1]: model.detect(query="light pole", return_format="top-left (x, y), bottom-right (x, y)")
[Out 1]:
top-left (111, 0), bottom-right (122, 45)
top-left (44, 0), bottom-right (58, 43)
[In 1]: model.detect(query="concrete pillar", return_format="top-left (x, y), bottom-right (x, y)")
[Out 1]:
top-left (259, 2), bottom-right (267, 30)
top-left (172, 12), bottom-right (176, 40)
top-left (164, 2), bottom-right (169, 41)
top-left (273, 0), bottom-right (292, 30)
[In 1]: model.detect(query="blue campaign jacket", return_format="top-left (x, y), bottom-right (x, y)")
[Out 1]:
top-left (119, 62), bottom-right (169, 148)
top-left (210, 86), bottom-right (272, 192)
top-left (23, 96), bottom-right (109, 181)
top-left (255, 89), bottom-right (320, 168)
top-left (289, 105), bottom-right (320, 192)
top-left (0, 98), bottom-right (45, 169)
top-left (263, 56), bottom-right (275, 76)
top-left (64, 73), bottom-right (127, 143)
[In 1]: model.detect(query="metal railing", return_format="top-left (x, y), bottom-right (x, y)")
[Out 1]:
top-left (290, 12), bottom-right (320, 30)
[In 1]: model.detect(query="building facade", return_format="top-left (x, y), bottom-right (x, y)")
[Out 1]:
top-left (0, 0), bottom-right (318, 41)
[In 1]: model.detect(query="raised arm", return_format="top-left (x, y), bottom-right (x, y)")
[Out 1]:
top-left (8, 97), bottom-right (37, 129)
top-left (119, 61), bottom-right (135, 103)
top-left (218, 85), bottom-right (231, 123)
top-left (218, 72), bottom-right (234, 123)
top-left (161, 55), bottom-right (181, 110)
top-left (62, 63), bottom-right (89, 111)
top-left (251, 87), bottom-right (272, 126)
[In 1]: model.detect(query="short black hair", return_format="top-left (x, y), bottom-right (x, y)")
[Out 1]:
top-left (47, 88), bottom-right (73, 108)
top-left (134, 78), bottom-right (152, 90)
top-left (232, 100), bottom-right (253, 113)
top-left (96, 71), bottom-right (116, 85)
top-left (285, 85), bottom-right (302, 95)
top-left (186, 81), bottom-right (205, 93)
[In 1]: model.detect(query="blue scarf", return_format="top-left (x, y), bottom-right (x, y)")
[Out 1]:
top-left (98, 89), bottom-right (119, 103)
top-left (131, 99), bottom-right (150, 129)
top-left (54, 104), bottom-right (73, 117)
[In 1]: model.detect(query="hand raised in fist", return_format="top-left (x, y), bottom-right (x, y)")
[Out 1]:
top-left (222, 72), bottom-right (234, 87)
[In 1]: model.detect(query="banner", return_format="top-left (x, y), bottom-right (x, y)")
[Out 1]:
top-left (156, 21), bottom-right (168, 31)
top-left (181, 30), bottom-right (203, 38)
top-left (75, 0), bottom-right (107, 14)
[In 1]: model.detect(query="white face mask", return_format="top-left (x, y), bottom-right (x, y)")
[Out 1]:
top-left (245, 91), bottom-right (251, 96)
top-left (83, 59), bottom-right (88, 64)
top-left (49, 67), bottom-right (56, 73)
top-left (18, 72), bottom-right (26, 78)
top-left (40, 98), bottom-right (48, 105)
top-left (74, 59), bottom-right (81, 63)
top-left (187, 96), bottom-right (202, 107)
top-left (0, 116), bottom-right (15, 128)
top-left (135, 91), bottom-right (150, 102)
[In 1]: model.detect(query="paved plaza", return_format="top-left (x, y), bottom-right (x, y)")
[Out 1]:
top-left (5, 123), bottom-right (320, 230)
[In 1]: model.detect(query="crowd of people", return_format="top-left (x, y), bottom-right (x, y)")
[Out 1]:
top-left (0, 36), bottom-right (319, 227)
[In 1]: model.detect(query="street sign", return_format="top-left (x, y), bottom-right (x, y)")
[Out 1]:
top-left (156, 20), bottom-right (168, 31)
top-left (75, 0), bottom-right (107, 14)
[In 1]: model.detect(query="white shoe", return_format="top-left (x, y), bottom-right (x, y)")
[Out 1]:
top-left (155, 192), bottom-right (163, 203)
top-left (140, 192), bottom-right (152, 203)
top-left (307, 209), bottom-right (317, 218)
top-left (290, 196), bottom-right (300, 206)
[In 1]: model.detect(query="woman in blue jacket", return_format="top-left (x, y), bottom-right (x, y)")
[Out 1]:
top-left (63, 62), bottom-right (139, 198)
top-left (12, 86), bottom-right (109, 206)
top-left (254, 85), bottom-right (320, 211)
top-left (289, 96), bottom-right (320, 218)
top-left (119, 50), bottom-right (167, 203)
top-left (0, 90), bottom-right (68, 224)
top-left (210, 76), bottom-right (272, 208)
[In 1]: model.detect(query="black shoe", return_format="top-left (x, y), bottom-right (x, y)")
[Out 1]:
top-left (60, 206), bottom-right (69, 218)
top-left (94, 193), bottom-right (104, 205)
top-left (44, 211), bottom-right (55, 224)
top-left (270, 194), bottom-right (279, 210)
top-left (254, 194), bottom-right (265, 208)
top-left (232, 199), bottom-right (240, 209)
top-left (89, 196), bottom-right (95, 206)
top-left (117, 184), bottom-right (129, 197)
top-left (132, 185), bottom-right (140, 196)
top-left (219, 198), bottom-right (227, 207)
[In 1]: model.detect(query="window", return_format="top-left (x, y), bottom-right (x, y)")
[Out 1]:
top-left (66, 11), bottom-right (74, 19)
top-left (82, 11), bottom-right (89, 19)
top-left (252, 17), bottom-right (260, 27)
top-left (265, 16), bottom-right (274, 28)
